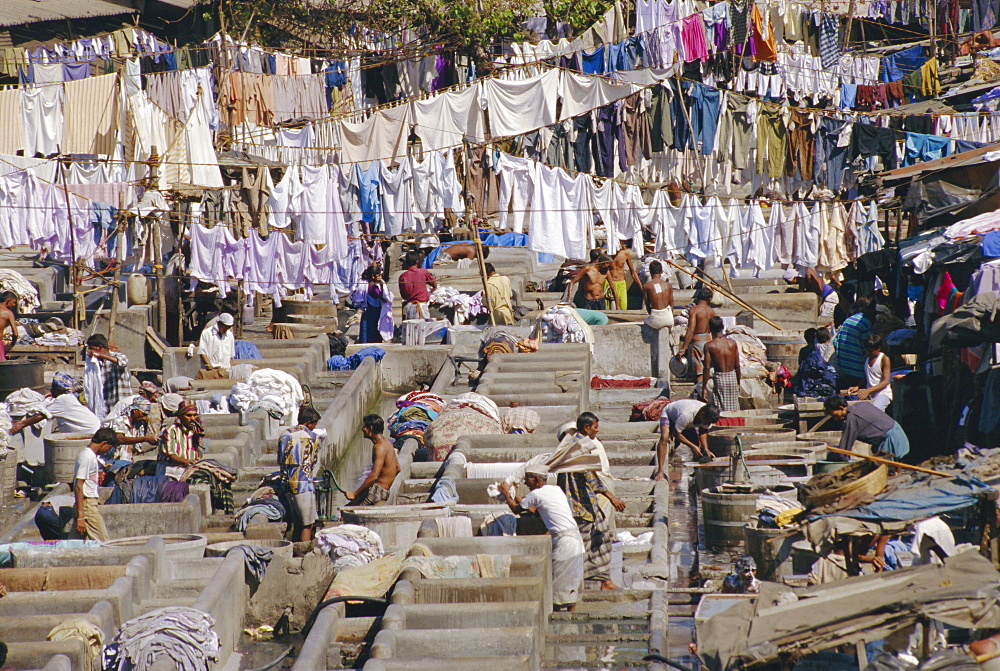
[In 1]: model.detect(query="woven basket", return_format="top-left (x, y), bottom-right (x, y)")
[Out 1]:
top-left (804, 460), bottom-right (888, 508)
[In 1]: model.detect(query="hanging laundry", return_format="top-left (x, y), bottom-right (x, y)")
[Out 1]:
top-left (528, 162), bottom-right (592, 260)
top-left (750, 3), bottom-right (778, 62)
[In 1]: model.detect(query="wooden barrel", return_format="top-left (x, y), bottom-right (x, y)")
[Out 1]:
top-left (42, 433), bottom-right (92, 484)
top-left (741, 453), bottom-right (811, 478)
top-left (760, 336), bottom-right (805, 372)
top-left (0, 359), bottom-right (45, 401)
top-left (695, 462), bottom-right (788, 491)
top-left (707, 427), bottom-right (796, 457)
top-left (744, 521), bottom-right (803, 581)
top-left (751, 441), bottom-right (827, 462)
top-left (796, 431), bottom-right (870, 456)
top-left (701, 483), bottom-right (796, 549)
top-left (282, 299), bottom-right (338, 317)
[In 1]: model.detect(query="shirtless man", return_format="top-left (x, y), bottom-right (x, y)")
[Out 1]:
top-left (438, 242), bottom-right (488, 265)
top-left (642, 261), bottom-right (674, 329)
top-left (605, 246), bottom-right (644, 310)
top-left (677, 286), bottom-right (716, 379)
top-left (346, 414), bottom-right (401, 506)
top-left (565, 255), bottom-right (615, 310)
top-left (0, 291), bottom-right (18, 361)
top-left (702, 316), bottom-right (741, 412)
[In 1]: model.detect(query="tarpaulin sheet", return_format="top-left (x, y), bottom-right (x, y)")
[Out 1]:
top-left (816, 475), bottom-right (991, 522)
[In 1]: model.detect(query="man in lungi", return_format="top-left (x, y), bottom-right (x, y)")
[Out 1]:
top-left (677, 286), bottom-right (716, 379)
top-left (499, 464), bottom-right (584, 611)
top-left (702, 316), bottom-right (741, 412)
top-left (642, 261), bottom-right (674, 329)
top-left (557, 413), bottom-right (626, 590)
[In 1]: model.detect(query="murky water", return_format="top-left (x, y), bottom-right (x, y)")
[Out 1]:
top-left (665, 461), bottom-right (736, 668)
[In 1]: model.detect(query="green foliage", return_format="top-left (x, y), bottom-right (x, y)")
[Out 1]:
top-left (222, 0), bottom-right (612, 63)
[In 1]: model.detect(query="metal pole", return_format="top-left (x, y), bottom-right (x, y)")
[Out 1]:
top-left (56, 157), bottom-right (82, 329)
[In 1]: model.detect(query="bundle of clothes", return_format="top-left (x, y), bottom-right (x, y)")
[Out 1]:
top-left (227, 368), bottom-right (304, 423)
top-left (755, 492), bottom-right (804, 529)
top-left (15, 317), bottom-right (85, 347)
top-left (315, 524), bottom-right (384, 572)
top-left (106, 472), bottom-right (191, 505)
top-left (629, 397), bottom-right (671, 422)
top-left (327, 346), bottom-right (386, 371)
top-left (103, 606), bottom-right (220, 671)
top-left (233, 340), bottom-right (262, 359)
top-left (232, 480), bottom-right (288, 532)
top-left (429, 285), bottom-right (486, 324)
top-left (386, 391), bottom-right (445, 457)
top-left (424, 392), bottom-right (503, 461)
top-left (182, 459), bottom-right (237, 514)
top-left (540, 305), bottom-right (592, 344)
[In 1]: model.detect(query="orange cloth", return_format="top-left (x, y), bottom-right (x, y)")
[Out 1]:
top-left (751, 3), bottom-right (777, 62)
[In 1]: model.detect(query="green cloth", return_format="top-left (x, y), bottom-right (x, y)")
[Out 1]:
top-left (575, 308), bottom-right (609, 325)
top-left (649, 87), bottom-right (674, 152)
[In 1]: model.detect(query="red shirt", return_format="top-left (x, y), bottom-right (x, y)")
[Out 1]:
top-left (398, 267), bottom-right (434, 303)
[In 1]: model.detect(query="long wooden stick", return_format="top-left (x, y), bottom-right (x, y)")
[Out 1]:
top-left (664, 258), bottom-right (783, 330)
top-left (825, 446), bottom-right (952, 478)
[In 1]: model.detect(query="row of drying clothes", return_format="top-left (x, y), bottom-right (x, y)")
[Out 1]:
top-left (0, 73), bottom-right (224, 189)
top-left (505, 147), bottom-right (883, 269)
top-left (0, 26), bottom-right (171, 77)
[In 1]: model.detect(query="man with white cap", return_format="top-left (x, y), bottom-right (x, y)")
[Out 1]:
top-left (498, 464), bottom-right (584, 612)
top-left (196, 312), bottom-right (235, 379)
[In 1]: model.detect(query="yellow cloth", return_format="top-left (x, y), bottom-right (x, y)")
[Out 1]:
top-left (920, 58), bottom-right (940, 98)
top-left (48, 617), bottom-right (104, 671)
top-left (605, 279), bottom-right (628, 310)
top-left (775, 508), bottom-right (804, 527)
top-left (485, 274), bottom-right (514, 325)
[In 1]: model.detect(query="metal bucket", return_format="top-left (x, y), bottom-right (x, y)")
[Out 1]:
top-left (707, 427), bottom-right (796, 457)
top-left (701, 483), bottom-right (796, 549)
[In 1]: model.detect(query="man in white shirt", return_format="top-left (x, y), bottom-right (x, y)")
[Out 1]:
top-left (10, 374), bottom-right (101, 436)
top-left (499, 464), bottom-right (584, 611)
top-left (71, 427), bottom-right (118, 541)
top-left (196, 312), bottom-right (235, 380)
top-left (654, 399), bottom-right (720, 478)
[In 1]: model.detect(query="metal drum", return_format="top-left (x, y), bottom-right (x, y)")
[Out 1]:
top-left (0, 359), bottom-right (45, 401)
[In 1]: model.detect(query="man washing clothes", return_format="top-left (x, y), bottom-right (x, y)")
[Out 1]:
top-left (654, 399), bottom-right (721, 477)
top-left (437, 242), bottom-right (487, 268)
top-left (196, 312), bottom-right (235, 380)
top-left (824, 396), bottom-right (910, 460)
top-left (346, 414), bottom-right (400, 506)
top-left (11, 373), bottom-right (100, 436)
top-left (642, 261), bottom-right (675, 329)
top-left (499, 464), bottom-right (584, 612)
top-left (677, 286), bottom-right (716, 379)
top-left (485, 263), bottom-right (515, 325)
top-left (702, 316), bottom-right (741, 412)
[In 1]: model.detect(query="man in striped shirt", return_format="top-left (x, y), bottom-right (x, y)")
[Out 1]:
top-left (832, 295), bottom-right (874, 390)
top-left (157, 403), bottom-right (203, 477)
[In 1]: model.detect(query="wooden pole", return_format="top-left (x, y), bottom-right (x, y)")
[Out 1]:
top-left (825, 446), bottom-right (953, 478)
top-left (153, 218), bottom-right (166, 339)
top-left (108, 192), bottom-right (126, 343)
top-left (56, 158), bottom-right (82, 329)
top-left (663, 258), bottom-right (783, 331)
top-left (463, 140), bottom-right (495, 326)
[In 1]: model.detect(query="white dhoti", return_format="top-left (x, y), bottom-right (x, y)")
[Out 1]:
top-left (456, 258), bottom-right (475, 269)
top-left (551, 528), bottom-right (584, 606)
top-left (644, 307), bottom-right (674, 329)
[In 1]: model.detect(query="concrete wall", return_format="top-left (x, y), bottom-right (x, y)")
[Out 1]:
top-left (90, 304), bottom-right (154, 369)
top-left (100, 495), bottom-right (203, 538)
top-left (589, 323), bottom-right (675, 380)
top-left (317, 356), bottom-right (381, 473)
top-left (347, 345), bottom-right (449, 394)
top-left (191, 553), bottom-right (250, 669)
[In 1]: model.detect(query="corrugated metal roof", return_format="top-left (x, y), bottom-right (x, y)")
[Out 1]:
top-left (0, 0), bottom-right (136, 28)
